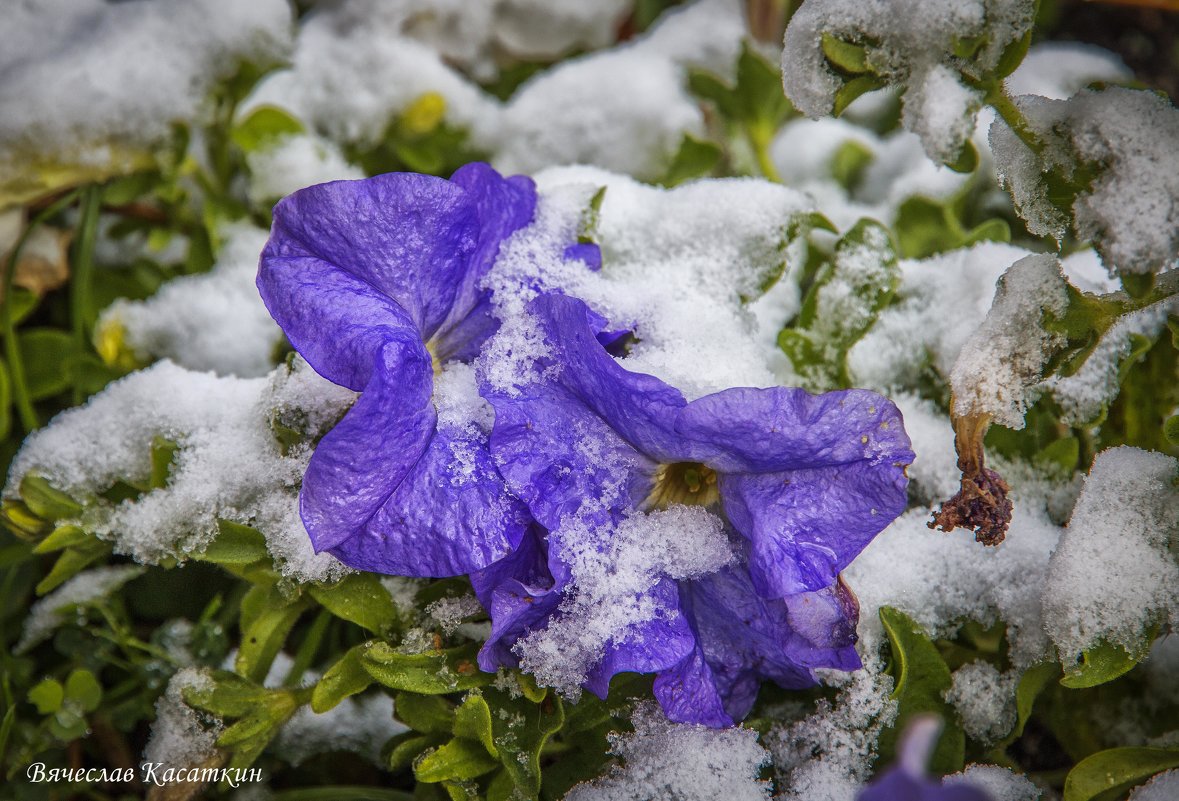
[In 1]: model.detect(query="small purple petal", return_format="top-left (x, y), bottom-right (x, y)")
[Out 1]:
top-left (563, 242), bottom-right (603, 271)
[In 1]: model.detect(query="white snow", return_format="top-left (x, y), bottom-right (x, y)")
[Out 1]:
top-left (565, 703), bottom-right (771, 801)
top-left (945, 765), bottom-right (1042, 800)
top-left (949, 253), bottom-right (1068, 430)
top-left (143, 668), bottom-right (224, 770)
top-left (1042, 447), bottom-right (1179, 661)
top-left (16, 565), bottom-right (144, 654)
top-left (944, 661), bottom-right (1017, 744)
top-left (247, 134), bottom-right (365, 205)
top-left (96, 225), bottom-right (281, 378)
top-left (6, 358), bottom-right (355, 583)
top-left (1006, 42), bottom-right (1131, 101)
top-left (1130, 770), bottom-right (1179, 801)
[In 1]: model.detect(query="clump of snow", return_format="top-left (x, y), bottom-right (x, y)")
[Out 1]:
top-left (16, 565), bottom-right (144, 654)
top-left (1005, 42), bottom-right (1131, 101)
top-left (944, 661), bottom-right (1017, 744)
top-left (1061, 248), bottom-right (1120, 295)
top-left (243, 1), bottom-right (502, 153)
top-left (1130, 769), bottom-right (1179, 801)
top-left (1042, 447), bottom-right (1179, 661)
top-left (767, 655), bottom-right (897, 801)
top-left (516, 507), bottom-right (732, 697)
top-left (991, 88), bottom-right (1179, 274)
top-left (6, 358), bottom-right (355, 583)
top-left (143, 668), bottom-right (224, 769)
top-left (849, 241), bottom-right (1032, 394)
top-left (1040, 297), bottom-right (1179, 425)
top-left (96, 226), bottom-right (281, 378)
top-left (565, 703), bottom-right (771, 801)
top-left (425, 595), bottom-right (484, 636)
top-left (949, 253), bottom-right (1068, 430)
top-left (847, 502), bottom-right (1061, 669)
top-left (246, 134), bottom-right (365, 205)
top-left (275, 692), bottom-right (405, 766)
top-left (497, 0), bottom-right (746, 180)
top-left (781, 0), bottom-right (1034, 163)
top-left (0, 0), bottom-right (292, 190)
top-left (891, 395), bottom-right (960, 505)
top-left (945, 765), bottom-right (1042, 800)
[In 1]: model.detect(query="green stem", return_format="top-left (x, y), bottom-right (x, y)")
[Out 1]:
top-left (71, 186), bottom-right (103, 404)
top-left (749, 125), bottom-right (783, 183)
top-left (284, 608), bottom-right (332, 687)
top-left (2, 190), bottom-right (81, 433)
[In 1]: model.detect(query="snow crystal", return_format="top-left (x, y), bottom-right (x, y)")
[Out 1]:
top-left (781, 0), bottom-right (1033, 163)
top-left (565, 703), bottom-right (771, 801)
top-left (1041, 296), bottom-right (1179, 426)
top-left (1130, 769), bottom-right (1179, 801)
top-left (143, 668), bottom-right (223, 769)
top-left (246, 133), bottom-right (365, 205)
top-left (6, 358), bottom-right (354, 583)
top-left (849, 241), bottom-right (1032, 394)
top-left (433, 362), bottom-right (496, 433)
top-left (1042, 447), bottom-right (1179, 661)
top-left (991, 88), bottom-right (1179, 274)
top-left (768, 654), bottom-right (897, 801)
top-left (1005, 42), bottom-right (1131, 101)
top-left (890, 394), bottom-right (960, 505)
top-left (944, 661), bottom-right (1017, 744)
top-left (517, 507), bottom-right (732, 697)
top-left (16, 565), bottom-right (144, 654)
top-left (425, 595), bottom-right (484, 636)
top-left (96, 226), bottom-right (281, 378)
top-left (0, 0), bottom-right (291, 196)
top-left (945, 765), bottom-right (1042, 800)
top-left (949, 253), bottom-right (1068, 430)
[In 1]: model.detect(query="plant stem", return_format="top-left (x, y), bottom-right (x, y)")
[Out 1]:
top-left (750, 125), bottom-right (783, 183)
top-left (986, 87), bottom-right (1046, 157)
top-left (285, 608), bottom-right (332, 687)
top-left (2, 190), bottom-right (80, 433)
top-left (71, 185), bottom-right (103, 404)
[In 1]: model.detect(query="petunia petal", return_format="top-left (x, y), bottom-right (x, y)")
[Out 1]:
top-left (678, 386), bottom-right (914, 474)
top-left (326, 420), bottom-right (531, 577)
top-left (300, 334), bottom-right (435, 552)
top-left (720, 457), bottom-right (910, 597)
top-left (260, 172), bottom-right (480, 345)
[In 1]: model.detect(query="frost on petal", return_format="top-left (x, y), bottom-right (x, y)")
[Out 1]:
top-left (1042, 447), bottom-right (1179, 661)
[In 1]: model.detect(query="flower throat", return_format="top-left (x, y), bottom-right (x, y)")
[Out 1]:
top-left (645, 462), bottom-right (720, 510)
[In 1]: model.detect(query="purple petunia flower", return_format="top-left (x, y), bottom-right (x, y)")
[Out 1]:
top-left (858, 718), bottom-right (992, 801)
top-left (475, 292), bottom-right (914, 725)
top-left (257, 164), bottom-right (541, 577)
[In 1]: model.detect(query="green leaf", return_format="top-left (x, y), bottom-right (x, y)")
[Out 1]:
top-left (415, 738), bottom-right (500, 783)
top-left (360, 641), bottom-right (492, 695)
top-left (833, 74), bottom-right (885, 116)
top-left (0, 357), bottom-right (11, 441)
top-left (878, 606), bottom-right (964, 775)
top-left (311, 647), bottom-right (374, 713)
top-left (395, 693), bottom-right (456, 736)
top-left (35, 539), bottom-right (114, 595)
top-left (821, 34), bottom-right (871, 74)
top-left (387, 732), bottom-right (443, 772)
top-left (662, 134), bottom-right (722, 187)
top-left (1011, 661), bottom-right (1058, 742)
top-left (33, 525), bottom-right (90, 554)
top-left (829, 140), bottom-right (874, 189)
top-left (199, 520), bottom-right (270, 566)
top-left (1063, 747), bottom-right (1179, 801)
top-left (28, 679), bottom-right (64, 714)
top-left (308, 572), bottom-right (398, 635)
top-left (993, 28), bottom-right (1033, 80)
top-left (18, 328), bottom-right (75, 400)
top-left (945, 140), bottom-right (979, 174)
top-left (453, 692), bottom-right (497, 758)
top-left (232, 105), bottom-right (305, 152)
top-left (734, 42), bottom-right (794, 133)
top-left (485, 686), bottom-right (565, 798)
top-left (1165, 414), bottom-right (1179, 446)
top-left (20, 475), bottom-right (82, 522)
top-left (183, 671), bottom-right (271, 717)
top-left (1061, 639), bottom-right (1152, 689)
top-left (236, 584), bottom-right (312, 684)
top-left (1036, 437), bottom-right (1079, 474)
top-left (64, 669), bottom-right (102, 713)
top-left (149, 436), bottom-right (180, 490)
